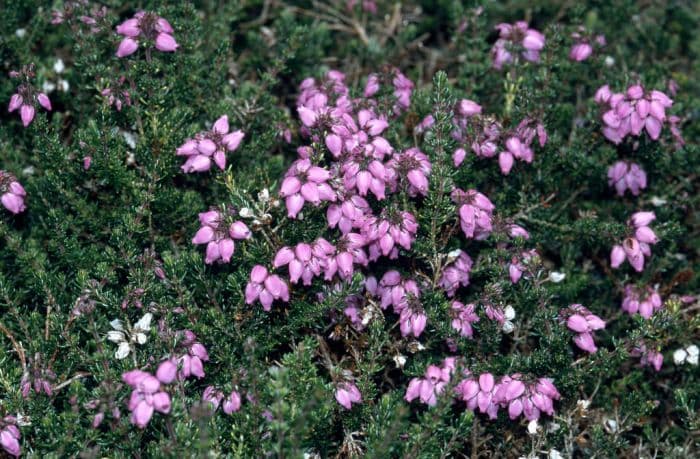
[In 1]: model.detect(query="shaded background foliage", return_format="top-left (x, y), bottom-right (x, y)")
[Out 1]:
top-left (0, 0), bottom-right (698, 457)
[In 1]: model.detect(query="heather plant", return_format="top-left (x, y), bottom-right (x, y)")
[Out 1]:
top-left (0, 1), bottom-right (698, 458)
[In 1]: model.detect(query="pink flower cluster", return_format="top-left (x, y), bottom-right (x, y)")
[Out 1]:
top-left (456, 373), bottom-right (561, 421)
top-left (8, 65), bottom-right (52, 127)
top-left (285, 68), bottom-right (420, 218)
top-left (595, 84), bottom-right (673, 144)
top-left (405, 358), bottom-right (456, 406)
top-left (371, 271), bottom-right (427, 337)
top-left (607, 161), bottom-right (647, 196)
top-left (20, 362), bottom-right (55, 398)
top-left (176, 330), bottom-right (210, 379)
top-left (244, 69), bottom-right (427, 330)
top-left (279, 159), bottom-right (334, 218)
top-left (632, 344), bottom-right (663, 372)
top-left (101, 77), bottom-right (132, 112)
top-left (177, 115), bottom-right (245, 173)
top-left (438, 250), bottom-right (473, 297)
top-left (1, 171), bottom-right (27, 214)
top-left (509, 249), bottom-right (539, 284)
top-left (386, 147), bottom-right (432, 196)
top-left (115, 11), bottom-right (178, 58)
top-left (192, 209), bottom-right (251, 264)
top-left (245, 265), bottom-right (290, 311)
top-left (491, 21), bottom-right (546, 69)
top-left (0, 417), bottom-right (20, 457)
top-left (122, 365), bottom-right (172, 428)
top-left (622, 285), bottom-right (663, 319)
top-left (569, 28), bottom-right (605, 62)
top-left (452, 99), bottom-right (547, 175)
top-left (335, 382), bottom-right (362, 409)
top-left (274, 240), bottom-right (337, 285)
top-left (202, 386), bottom-right (242, 414)
top-left (562, 304), bottom-right (606, 353)
top-left (363, 210), bottom-right (418, 261)
top-left (450, 301), bottom-right (479, 338)
top-left (610, 211), bottom-right (659, 272)
top-left (451, 188), bottom-right (495, 240)
top-left (405, 359), bottom-right (562, 422)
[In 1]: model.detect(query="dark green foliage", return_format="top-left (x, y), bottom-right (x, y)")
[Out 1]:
top-left (0, 0), bottom-right (698, 457)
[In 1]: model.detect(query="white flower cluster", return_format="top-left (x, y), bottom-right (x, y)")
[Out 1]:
top-left (673, 344), bottom-right (698, 366)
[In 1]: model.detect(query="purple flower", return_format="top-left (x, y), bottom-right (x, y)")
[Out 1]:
top-left (0, 418), bottom-right (20, 457)
top-left (405, 359), bottom-right (455, 406)
top-left (8, 65), bottom-right (52, 127)
top-left (632, 344), bottom-right (663, 372)
top-left (223, 390), bottom-right (242, 414)
top-left (177, 115), bottom-right (245, 173)
top-left (115, 11), bottom-right (178, 57)
top-left (375, 271), bottom-right (420, 311)
top-left (622, 285), bottom-right (663, 319)
top-left (362, 211), bottom-right (418, 261)
top-left (202, 386), bottom-right (224, 410)
top-left (508, 249), bottom-right (539, 284)
top-left (562, 304), bottom-right (606, 353)
top-left (273, 242), bottom-right (326, 286)
top-left (450, 301), bottom-right (479, 338)
top-left (491, 21), bottom-right (545, 69)
top-left (155, 359), bottom-right (178, 384)
top-left (335, 382), bottom-right (362, 409)
top-left (607, 161), bottom-right (647, 196)
top-left (610, 211), bottom-right (659, 272)
top-left (178, 331), bottom-right (209, 379)
top-left (385, 148), bottom-right (432, 196)
top-left (438, 250), bottom-right (473, 297)
top-left (399, 303), bottom-right (427, 337)
top-left (245, 265), bottom-right (290, 311)
top-left (122, 370), bottom-right (171, 428)
top-left (0, 172), bottom-right (27, 214)
top-left (595, 83), bottom-right (674, 144)
top-left (327, 195), bottom-right (371, 234)
top-left (279, 159), bottom-right (335, 218)
top-left (569, 43), bottom-right (592, 61)
top-left (452, 189), bottom-right (494, 240)
top-left (192, 209), bottom-right (251, 264)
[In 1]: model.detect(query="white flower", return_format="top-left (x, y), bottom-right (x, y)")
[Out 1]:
top-left (502, 306), bottom-right (516, 333)
top-left (121, 131), bottom-right (137, 149)
top-left (605, 419), bottom-right (618, 433)
top-left (548, 449), bottom-right (563, 459)
top-left (42, 80), bottom-right (56, 94)
top-left (239, 207), bottom-right (254, 218)
top-left (549, 271), bottom-right (566, 283)
top-left (577, 399), bottom-right (591, 411)
top-left (502, 321), bottom-right (515, 334)
top-left (446, 249), bottom-right (462, 263)
top-left (673, 349), bottom-right (688, 365)
top-left (58, 79), bottom-right (70, 92)
top-left (686, 345), bottom-right (698, 365)
top-left (650, 196), bottom-right (667, 207)
top-left (15, 414), bottom-right (31, 427)
top-left (53, 58), bottom-right (65, 74)
top-left (547, 422), bottom-right (561, 433)
top-left (107, 313), bottom-right (153, 359)
top-left (15, 28), bottom-right (26, 38)
top-left (604, 56), bottom-right (615, 67)
top-left (393, 355), bottom-right (407, 369)
top-left (527, 419), bottom-right (539, 435)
